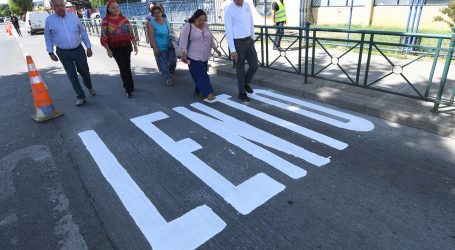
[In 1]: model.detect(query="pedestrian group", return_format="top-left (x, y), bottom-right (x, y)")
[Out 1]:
top-left (43, 0), bottom-right (283, 106)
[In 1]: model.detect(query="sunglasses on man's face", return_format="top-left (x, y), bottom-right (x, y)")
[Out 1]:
top-left (153, 11), bottom-right (161, 15)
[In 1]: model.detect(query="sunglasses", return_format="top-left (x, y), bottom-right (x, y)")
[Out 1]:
top-left (153, 11), bottom-right (161, 14)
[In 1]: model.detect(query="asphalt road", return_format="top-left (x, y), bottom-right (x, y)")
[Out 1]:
top-left (1, 24), bottom-right (454, 250)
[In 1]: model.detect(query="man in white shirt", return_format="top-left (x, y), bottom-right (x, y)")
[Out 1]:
top-left (45, 0), bottom-right (95, 106)
top-left (224, 0), bottom-right (258, 102)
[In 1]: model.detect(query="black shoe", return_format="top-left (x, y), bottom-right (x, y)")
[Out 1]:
top-left (238, 93), bottom-right (250, 102)
top-left (127, 93), bottom-right (132, 98)
top-left (244, 84), bottom-right (253, 94)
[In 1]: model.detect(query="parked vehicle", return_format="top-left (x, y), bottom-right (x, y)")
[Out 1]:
top-left (0, 17), bottom-right (4, 23)
top-left (25, 11), bottom-right (49, 35)
top-left (4, 16), bottom-right (11, 22)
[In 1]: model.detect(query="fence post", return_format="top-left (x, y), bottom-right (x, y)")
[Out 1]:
top-left (355, 32), bottom-right (365, 85)
top-left (265, 26), bottom-right (269, 67)
top-left (95, 19), bottom-right (100, 36)
top-left (311, 29), bottom-right (316, 76)
top-left (432, 27), bottom-right (455, 113)
top-left (364, 33), bottom-right (375, 86)
top-left (298, 28), bottom-right (302, 74)
top-left (261, 26), bottom-right (265, 67)
top-left (425, 38), bottom-right (442, 98)
top-left (304, 21), bottom-right (310, 84)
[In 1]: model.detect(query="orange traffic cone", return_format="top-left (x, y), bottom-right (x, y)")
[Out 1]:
top-left (8, 24), bottom-right (13, 36)
top-left (5, 24), bottom-right (10, 35)
top-left (26, 55), bottom-right (63, 122)
top-left (7, 24), bottom-right (13, 36)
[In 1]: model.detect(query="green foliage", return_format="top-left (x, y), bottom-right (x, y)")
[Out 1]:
top-left (433, 0), bottom-right (455, 28)
top-left (0, 4), bottom-right (11, 16)
top-left (90, 0), bottom-right (106, 9)
top-left (8, 0), bottom-right (32, 16)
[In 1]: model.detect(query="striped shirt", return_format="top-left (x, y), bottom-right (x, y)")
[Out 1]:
top-left (100, 15), bottom-right (135, 48)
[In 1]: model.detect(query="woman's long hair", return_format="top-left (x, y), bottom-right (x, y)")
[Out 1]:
top-left (188, 9), bottom-right (206, 23)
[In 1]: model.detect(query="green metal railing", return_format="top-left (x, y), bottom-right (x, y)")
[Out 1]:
top-left (82, 19), bottom-right (454, 113)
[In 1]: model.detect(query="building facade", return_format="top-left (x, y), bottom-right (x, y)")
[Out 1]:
top-left (243, 0), bottom-right (452, 32)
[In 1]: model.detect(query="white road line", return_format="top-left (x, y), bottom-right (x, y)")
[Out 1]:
top-left (186, 103), bottom-right (330, 168)
top-left (251, 89), bottom-right (375, 132)
top-left (212, 94), bottom-right (348, 150)
top-left (174, 105), bottom-right (311, 178)
top-left (79, 130), bottom-right (226, 250)
top-left (131, 112), bottom-right (285, 215)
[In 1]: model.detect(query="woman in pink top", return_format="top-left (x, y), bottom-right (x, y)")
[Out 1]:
top-left (179, 9), bottom-right (221, 100)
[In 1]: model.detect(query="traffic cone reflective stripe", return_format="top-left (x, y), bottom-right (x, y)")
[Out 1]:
top-left (26, 55), bottom-right (63, 122)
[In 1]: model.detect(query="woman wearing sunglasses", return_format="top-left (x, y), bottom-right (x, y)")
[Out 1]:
top-left (100, 0), bottom-right (138, 98)
top-left (146, 5), bottom-right (177, 86)
top-left (179, 9), bottom-right (221, 100)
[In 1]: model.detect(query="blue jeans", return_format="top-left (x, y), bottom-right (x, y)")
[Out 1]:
top-left (188, 58), bottom-right (213, 97)
top-left (156, 49), bottom-right (177, 80)
top-left (56, 45), bottom-right (93, 99)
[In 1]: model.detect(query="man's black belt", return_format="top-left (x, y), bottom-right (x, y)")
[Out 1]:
top-left (57, 44), bottom-right (82, 51)
top-left (234, 37), bottom-right (251, 41)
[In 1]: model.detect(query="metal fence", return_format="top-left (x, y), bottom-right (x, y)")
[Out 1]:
top-left (81, 19), bottom-right (454, 112)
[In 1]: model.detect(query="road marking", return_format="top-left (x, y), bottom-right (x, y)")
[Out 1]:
top-left (79, 130), bottom-right (226, 249)
top-left (131, 112), bottom-right (285, 215)
top-left (251, 89), bottom-right (375, 132)
top-left (212, 94), bottom-right (348, 150)
top-left (182, 103), bottom-right (329, 169)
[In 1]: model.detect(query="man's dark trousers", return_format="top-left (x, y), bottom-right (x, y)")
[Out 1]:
top-left (274, 21), bottom-right (285, 48)
top-left (56, 45), bottom-right (93, 99)
top-left (234, 37), bottom-right (259, 94)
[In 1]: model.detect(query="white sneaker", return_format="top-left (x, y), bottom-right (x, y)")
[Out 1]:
top-left (75, 99), bottom-right (86, 106)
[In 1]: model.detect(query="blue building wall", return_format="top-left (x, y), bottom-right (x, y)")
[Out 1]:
top-left (98, 0), bottom-right (216, 23)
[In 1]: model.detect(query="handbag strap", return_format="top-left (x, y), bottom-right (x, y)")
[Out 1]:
top-left (187, 23), bottom-right (191, 50)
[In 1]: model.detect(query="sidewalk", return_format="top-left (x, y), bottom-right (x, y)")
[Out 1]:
top-left (208, 59), bottom-right (455, 138)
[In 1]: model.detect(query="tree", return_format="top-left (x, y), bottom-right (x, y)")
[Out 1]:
top-left (8, 0), bottom-right (32, 16)
top-left (90, 0), bottom-right (106, 9)
top-left (0, 4), bottom-right (11, 16)
top-left (433, 0), bottom-right (455, 27)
